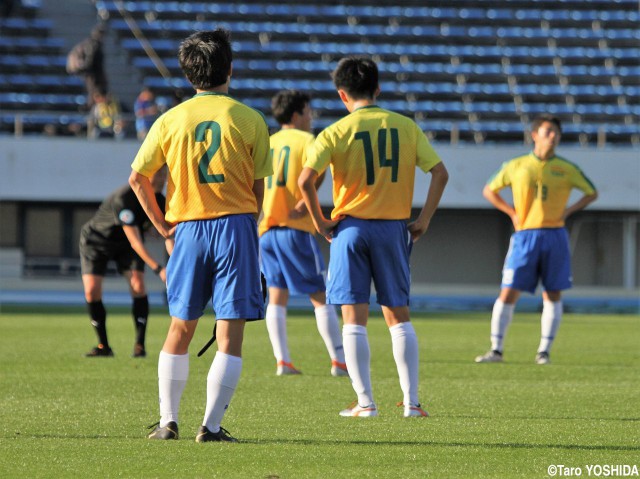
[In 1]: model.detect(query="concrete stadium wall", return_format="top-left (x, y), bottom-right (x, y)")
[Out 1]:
top-left (1, 137), bottom-right (639, 209)
top-left (0, 137), bottom-right (638, 288)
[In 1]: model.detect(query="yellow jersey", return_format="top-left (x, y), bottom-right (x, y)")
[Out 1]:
top-left (131, 92), bottom-right (272, 223)
top-left (487, 152), bottom-right (597, 230)
top-left (305, 105), bottom-right (442, 220)
top-left (258, 128), bottom-right (316, 236)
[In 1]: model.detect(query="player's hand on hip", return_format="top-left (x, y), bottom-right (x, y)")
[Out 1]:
top-left (407, 218), bottom-right (430, 243)
top-left (318, 216), bottom-right (344, 243)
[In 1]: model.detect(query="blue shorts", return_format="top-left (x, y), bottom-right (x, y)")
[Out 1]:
top-left (166, 215), bottom-right (264, 321)
top-left (502, 228), bottom-right (572, 294)
top-left (260, 227), bottom-right (326, 296)
top-left (327, 217), bottom-right (412, 307)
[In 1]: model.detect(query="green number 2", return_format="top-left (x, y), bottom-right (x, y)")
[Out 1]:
top-left (354, 128), bottom-right (399, 185)
top-left (266, 146), bottom-right (290, 189)
top-left (196, 121), bottom-right (225, 184)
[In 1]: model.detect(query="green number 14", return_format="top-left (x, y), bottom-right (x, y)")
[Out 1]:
top-left (354, 128), bottom-right (399, 185)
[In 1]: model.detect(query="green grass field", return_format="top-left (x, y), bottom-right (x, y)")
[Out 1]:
top-left (0, 305), bottom-right (638, 478)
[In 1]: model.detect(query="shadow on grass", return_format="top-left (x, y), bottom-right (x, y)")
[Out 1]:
top-left (11, 433), bottom-right (640, 451)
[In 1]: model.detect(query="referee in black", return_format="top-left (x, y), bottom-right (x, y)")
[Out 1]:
top-left (80, 166), bottom-right (172, 357)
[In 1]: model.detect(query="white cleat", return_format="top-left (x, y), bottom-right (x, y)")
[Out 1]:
top-left (535, 351), bottom-right (551, 365)
top-left (339, 401), bottom-right (378, 417)
top-left (475, 350), bottom-right (503, 363)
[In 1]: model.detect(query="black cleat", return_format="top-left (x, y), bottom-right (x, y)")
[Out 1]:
top-left (147, 421), bottom-right (179, 440)
top-left (195, 425), bottom-right (238, 443)
top-left (132, 344), bottom-right (146, 358)
top-left (85, 345), bottom-right (114, 357)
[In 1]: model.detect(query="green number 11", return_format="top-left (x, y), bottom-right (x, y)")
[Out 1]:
top-left (354, 128), bottom-right (399, 185)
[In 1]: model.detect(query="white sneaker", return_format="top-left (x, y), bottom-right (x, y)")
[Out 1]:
top-left (535, 351), bottom-right (550, 365)
top-left (398, 402), bottom-right (429, 417)
top-left (339, 401), bottom-right (378, 417)
top-left (276, 361), bottom-right (302, 376)
top-left (330, 360), bottom-right (349, 377)
top-left (475, 350), bottom-right (503, 363)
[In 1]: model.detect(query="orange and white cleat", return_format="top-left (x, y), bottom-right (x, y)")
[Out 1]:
top-left (276, 360), bottom-right (302, 376)
top-left (330, 360), bottom-right (349, 377)
top-left (339, 400), bottom-right (378, 417)
top-left (398, 401), bottom-right (429, 417)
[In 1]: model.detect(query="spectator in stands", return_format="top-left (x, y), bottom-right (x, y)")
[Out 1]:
top-left (88, 90), bottom-right (124, 139)
top-left (80, 166), bottom-right (171, 358)
top-left (298, 56), bottom-right (449, 418)
top-left (259, 90), bottom-right (347, 377)
top-left (475, 114), bottom-right (598, 366)
top-left (134, 87), bottom-right (159, 140)
top-left (66, 24), bottom-right (108, 109)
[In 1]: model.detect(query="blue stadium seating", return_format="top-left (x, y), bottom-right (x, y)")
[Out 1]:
top-left (3, 0), bottom-right (638, 145)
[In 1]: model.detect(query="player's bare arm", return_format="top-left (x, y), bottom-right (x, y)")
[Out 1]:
top-left (289, 171), bottom-right (325, 219)
top-left (122, 225), bottom-right (167, 282)
top-left (563, 192), bottom-right (598, 220)
top-left (129, 170), bottom-right (175, 239)
top-left (483, 184), bottom-right (519, 229)
top-left (408, 162), bottom-right (449, 242)
top-left (298, 167), bottom-right (342, 242)
top-left (252, 179), bottom-right (265, 220)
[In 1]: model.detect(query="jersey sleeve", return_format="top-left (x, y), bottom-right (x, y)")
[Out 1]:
top-left (570, 165), bottom-right (597, 195)
top-left (486, 161), bottom-right (511, 192)
top-left (113, 190), bottom-right (138, 226)
top-left (131, 118), bottom-right (166, 176)
top-left (415, 125), bottom-right (442, 173)
top-left (253, 115), bottom-right (273, 180)
top-left (304, 130), bottom-right (333, 174)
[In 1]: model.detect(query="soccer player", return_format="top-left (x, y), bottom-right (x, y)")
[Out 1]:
top-left (259, 90), bottom-right (347, 377)
top-left (129, 29), bottom-right (271, 442)
top-left (298, 57), bottom-right (449, 418)
top-left (80, 166), bottom-right (170, 358)
top-left (475, 114), bottom-right (598, 365)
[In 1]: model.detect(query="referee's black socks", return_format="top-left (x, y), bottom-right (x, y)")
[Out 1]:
top-left (87, 300), bottom-right (109, 349)
top-left (132, 295), bottom-right (149, 347)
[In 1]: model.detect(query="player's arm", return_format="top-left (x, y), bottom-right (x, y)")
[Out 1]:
top-left (483, 184), bottom-right (519, 229)
top-left (122, 224), bottom-right (167, 282)
top-left (408, 162), bottom-right (449, 242)
top-left (129, 170), bottom-right (175, 239)
top-left (165, 238), bottom-right (174, 256)
top-left (290, 171), bottom-right (325, 219)
top-left (253, 179), bottom-right (265, 221)
top-left (298, 167), bottom-right (341, 242)
top-left (563, 192), bottom-right (598, 220)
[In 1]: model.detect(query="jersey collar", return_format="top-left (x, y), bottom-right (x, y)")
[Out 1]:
top-left (531, 151), bottom-right (557, 162)
top-left (194, 91), bottom-right (232, 99)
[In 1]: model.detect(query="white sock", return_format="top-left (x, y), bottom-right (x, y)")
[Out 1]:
top-left (342, 324), bottom-right (374, 407)
top-left (538, 300), bottom-right (562, 353)
top-left (390, 322), bottom-right (420, 406)
top-left (490, 300), bottom-right (515, 352)
top-left (314, 304), bottom-right (345, 363)
top-left (157, 351), bottom-right (189, 427)
top-left (266, 304), bottom-right (290, 363)
top-left (203, 352), bottom-right (242, 433)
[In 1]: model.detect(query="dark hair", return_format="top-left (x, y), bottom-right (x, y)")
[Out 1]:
top-left (331, 56), bottom-right (379, 100)
top-left (271, 90), bottom-right (311, 125)
top-left (531, 114), bottom-right (562, 134)
top-left (178, 29), bottom-right (232, 90)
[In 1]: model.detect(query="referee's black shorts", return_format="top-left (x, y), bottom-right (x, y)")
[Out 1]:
top-left (79, 227), bottom-right (145, 276)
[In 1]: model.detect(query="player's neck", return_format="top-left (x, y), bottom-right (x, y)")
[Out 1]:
top-left (533, 147), bottom-right (555, 161)
top-left (350, 99), bottom-right (376, 112)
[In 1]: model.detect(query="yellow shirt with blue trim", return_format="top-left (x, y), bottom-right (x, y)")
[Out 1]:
top-left (487, 152), bottom-right (597, 230)
top-left (131, 92), bottom-right (272, 223)
top-left (305, 105), bottom-right (442, 220)
top-left (259, 128), bottom-right (316, 236)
